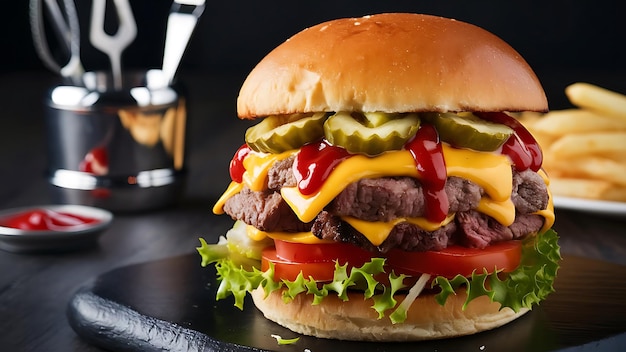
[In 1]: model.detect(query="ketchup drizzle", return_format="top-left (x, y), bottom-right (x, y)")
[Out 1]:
top-left (475, 112), bottom-right (543, 171)
top-left (229, 144), bottom-right (252, 183)
top-left (405, 124), bottom-right (449, 222)
top-left (294, 141), bottom-right (352, 196)
top-left (227, 112), bottom-right (537, 224)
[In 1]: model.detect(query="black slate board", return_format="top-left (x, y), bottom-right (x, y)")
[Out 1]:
top-left (67, 254), bottom-right (626, 352)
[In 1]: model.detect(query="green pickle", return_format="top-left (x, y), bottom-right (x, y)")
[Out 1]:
top-left (245, 112), bottom-right (328, 153)
top-left (426, 112), bottom-right (514, 151)
top-left (324, 112), bottom-right (420, 155)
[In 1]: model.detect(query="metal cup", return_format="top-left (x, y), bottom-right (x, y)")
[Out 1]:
top-left (45, 70), bottom-right (186, 212)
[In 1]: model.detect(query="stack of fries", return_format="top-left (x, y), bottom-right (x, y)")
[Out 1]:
top-left (518, 83), bottom-right (626, 202)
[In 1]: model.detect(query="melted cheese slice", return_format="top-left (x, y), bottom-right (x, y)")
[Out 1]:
top-left (281, 145), bottom-right (513, 223)
top-left (476, 198), bottom-right (516, 227)
top-left (213, 181), bottom-right (243, 214)
top-left (443, 146), bottom-right (512, 202)
top-left (246, 225), bottom-right (331, 244)
top-left (342, 214), bottom-right (456, 246)
top-left (537, 188), bottom-right (555, 234)
top-left (536, 198), bottom-right (555, 234)
top-left (535, 169), bottom-right (555, 233)
top-left (215, 145), bottom-right (555, 246)
top-left (213, 150), bottom-right (294, 214)
top-left (242, 150), bottom-right (295, 191)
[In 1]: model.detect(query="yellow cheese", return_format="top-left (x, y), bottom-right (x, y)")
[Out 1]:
top-left (443, 146), bottom-right (512, 202)
top-left (535, 169), bottom-right (555, 233)
top-left (342, 214), bottom-right (456, 246)
top-left (213, 181), bottom-right (243, 214)
top-left (214, 142), bottom-right (556, 246)
top-left (538, 169), bottom-right (550, 185)
top-left (342, 217), bottom-right (404, 246)
top-left (476, 198), bottom-right (516, 227)
top-left (242, 150), bottom-right (295, 192)
top-left (536, 189), bottom-right (555, 233)
top-left (245, 225), bottom-right (269, 241)
top-left (281, 145), bottom-right (512, 223)
top-left (246, 225), bottom-right (331, 244)
top-left (280, 151), bottom-right (416, 223)
top-left (213, 149), bottom-right (294, 214)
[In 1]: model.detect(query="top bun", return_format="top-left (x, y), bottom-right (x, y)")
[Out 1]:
top-left (237, 13), bottom-right (547, 119)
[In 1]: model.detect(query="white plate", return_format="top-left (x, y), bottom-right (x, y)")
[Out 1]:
top-left (553, 196), bottom-right (626, 217)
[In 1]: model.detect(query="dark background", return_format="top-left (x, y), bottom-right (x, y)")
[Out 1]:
top-left (2, 0), bottom-right (626, 110)
top-left (1, 6), bottom-right (625, 351)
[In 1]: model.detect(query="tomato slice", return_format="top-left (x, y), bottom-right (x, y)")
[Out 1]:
top-left (263, 240), bottom-right (523, 282)
top-left (262, 247), bottom-right (340, 282)
top-left (386, 241), bottom-right (522, 278)
top-left (263, 240), bottom-right (374, 282)
top-left (273, 240), bottom-right (374, 263)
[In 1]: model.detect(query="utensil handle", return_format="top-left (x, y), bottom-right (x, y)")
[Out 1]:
top-left (162, 12), bottom-right (202, 85)
top-left (30, 0), bottom-right (84, 83)
top-left (43, 0), bottom-right (72, 54)
top-left (161, 1), bottom-right (205, 85)
top-left (89, 0), bottom-right (137, 90)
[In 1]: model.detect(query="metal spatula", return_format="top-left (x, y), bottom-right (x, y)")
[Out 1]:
top-left (89, 0), bottom-right (137, 90)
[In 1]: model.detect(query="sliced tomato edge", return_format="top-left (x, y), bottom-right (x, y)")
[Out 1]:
top-left (263, 240), bottom-right (523, 282)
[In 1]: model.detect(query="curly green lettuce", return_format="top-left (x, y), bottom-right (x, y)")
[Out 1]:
top-left (197, 227), bottom-right (560, 323)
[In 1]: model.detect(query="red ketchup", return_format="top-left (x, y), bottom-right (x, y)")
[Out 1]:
top-left (229, 144), bottom-right (252, 183)
top-left (475, 112), bottom-right (543, 171)
top-left (79, 146), bottom-right (109, 175)
top-left (405, 124), bottom-right (449, 222)
top-left (294, 141), bottom-right (352, 196)
top-left (0, 209), bottom-right (99, 231)
top-left (226, 113), bottom-right (531, 224)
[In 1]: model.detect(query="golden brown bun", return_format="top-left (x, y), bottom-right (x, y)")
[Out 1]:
top-left (238, 13), bottom-right (547, 119)
top-left (251, 287), bottom-right (528, 341)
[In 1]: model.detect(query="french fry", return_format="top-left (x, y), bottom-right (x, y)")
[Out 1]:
top-left (516, 113), bottom-right (556, 148)
top-left (531, 109), bottom-right (626, 135)
top-left (551, 156), bottom-right (626, 187)
top-left (514, 111), bottom-right (543, 125)
top-left (599, 152), bottom-right (626, 164)
top-left (584, 158), bottom-right (626, 187)
top-left (547, 132), bottom-right (626, 159)
top-left (565, 83), bottom-right (626, 123)
top-left (526, 129), bottom-right (558, 152)
top-left (547, 177), bottom-right (612, 200)
top-left (601, 184), bottom-right (626, 202)
top-left (517, 82), bottom-right (626, 202)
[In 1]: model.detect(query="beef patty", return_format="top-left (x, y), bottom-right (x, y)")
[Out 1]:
top-left (222, 155), bottom-right (549, 253)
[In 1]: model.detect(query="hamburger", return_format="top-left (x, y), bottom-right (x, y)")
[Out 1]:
top-left (198, 13), bottom-right (560, 341)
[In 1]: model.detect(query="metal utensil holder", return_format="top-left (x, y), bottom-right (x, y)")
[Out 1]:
top-left (45, 70), bottom-right (186, 212)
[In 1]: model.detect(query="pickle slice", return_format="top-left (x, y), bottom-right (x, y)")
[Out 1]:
top-left (324, 112), bottom-right (420, 155)
top-left (245, 112), bottom-right (328, 153)
top-left (426, 112), bottom-right (514, 151)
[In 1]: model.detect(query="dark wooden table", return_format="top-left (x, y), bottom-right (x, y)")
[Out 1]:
top-left (1, 70), bottom-right (625, 351)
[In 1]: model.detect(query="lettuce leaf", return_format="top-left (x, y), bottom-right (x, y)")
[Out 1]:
top-left (197, 229), bottom-right (560, 323)
top-left (271, 334), bottom-right (300, 345)
top-left (432, 229), bottom-right (560, 312)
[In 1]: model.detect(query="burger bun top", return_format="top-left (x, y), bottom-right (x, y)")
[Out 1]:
top-left (237, 13), bottom-right (548, 119)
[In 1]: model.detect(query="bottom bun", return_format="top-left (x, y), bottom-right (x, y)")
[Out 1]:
top-left (251, 287), bottom-right (528, 341)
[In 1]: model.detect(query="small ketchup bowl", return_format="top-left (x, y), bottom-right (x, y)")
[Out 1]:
top-left (0, 205), bottom-right (113, 253)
